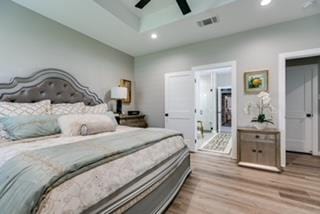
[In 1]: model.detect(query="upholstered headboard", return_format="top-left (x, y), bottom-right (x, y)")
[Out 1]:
top-left (0, 68), bottom-right (103, 106)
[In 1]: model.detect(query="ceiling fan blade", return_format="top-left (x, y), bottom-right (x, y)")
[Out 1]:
top-left (176, 0), bottom-right (191, 15)
top-left (135, 0), bottom-right (152, 9)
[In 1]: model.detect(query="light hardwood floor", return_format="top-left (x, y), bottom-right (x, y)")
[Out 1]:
top-left (167, 152), bottom-right (320, 214)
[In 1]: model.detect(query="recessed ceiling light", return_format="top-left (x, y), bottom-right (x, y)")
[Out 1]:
top-left (260, 0), bottom-right (272, 6)
top-left (151, 33), bottom-right (158, 39)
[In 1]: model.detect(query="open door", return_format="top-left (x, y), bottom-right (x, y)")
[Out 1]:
top-left (165, 71), bottom-right (196, 151)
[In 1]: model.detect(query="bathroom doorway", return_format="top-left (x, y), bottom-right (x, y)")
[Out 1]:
top-left (195, 67), bottom-right (233, 156)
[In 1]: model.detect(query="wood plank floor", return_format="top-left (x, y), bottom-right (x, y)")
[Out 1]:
top-left (166, 152), bottom-right (320, 214)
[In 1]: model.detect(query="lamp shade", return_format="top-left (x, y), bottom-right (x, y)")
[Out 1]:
top-left (111, 87), bottom-right (127, 99)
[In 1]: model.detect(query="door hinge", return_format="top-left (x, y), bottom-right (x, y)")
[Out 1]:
top-left (194, 79), bottom-right (197, 83)
top-left (195, 139), bottom-right (197, 143)
top-left (194, 109), bottom-right (197, 113)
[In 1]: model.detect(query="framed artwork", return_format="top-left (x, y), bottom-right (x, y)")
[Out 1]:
top-left (120, 79), bottom-right (132, 104)
top-left (244, 70), bottom-right (269, 94)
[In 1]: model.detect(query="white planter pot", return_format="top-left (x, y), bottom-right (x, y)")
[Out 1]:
top-left (254, 122), bottom-right (268, 130)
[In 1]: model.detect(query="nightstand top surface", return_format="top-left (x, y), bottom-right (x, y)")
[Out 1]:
top-left (117, 114), bottom-right (145, 119)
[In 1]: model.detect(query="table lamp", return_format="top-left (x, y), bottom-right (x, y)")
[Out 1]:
top-left (111, 86), bottom-right (127, 114)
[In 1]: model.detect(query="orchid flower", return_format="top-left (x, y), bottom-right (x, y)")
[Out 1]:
top-left (244, 91), bottom-right (274, 124)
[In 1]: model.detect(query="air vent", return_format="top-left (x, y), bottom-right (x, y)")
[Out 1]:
top-left (197, 16), bottom-right (219, 27)
top-left (303, 0), bottom-right (317, 8)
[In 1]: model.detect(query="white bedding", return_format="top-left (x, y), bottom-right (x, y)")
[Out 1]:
top-left (0, 126), bottom-right (138, 168)
top-left (0, 126), bottom-right (186, 214)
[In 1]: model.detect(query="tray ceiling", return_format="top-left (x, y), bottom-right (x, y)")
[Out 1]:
top-left (95, 0), bottom-right (236, 32)
top-left (11, 0), bottom-right (320, 56)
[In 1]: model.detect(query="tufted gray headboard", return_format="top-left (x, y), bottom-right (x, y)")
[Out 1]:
top-left (0, 68), bottom-right (103, 106)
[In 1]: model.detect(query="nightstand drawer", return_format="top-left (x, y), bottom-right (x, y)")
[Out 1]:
top-left (240, 133), bottom-right (275, 143)
top-left (116, 114), bottom-right (148, 128)
top-left (121, 118), bottom-right (142, 123)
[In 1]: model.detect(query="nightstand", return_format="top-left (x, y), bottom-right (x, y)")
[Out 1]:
top-left (115, 114), bottom-right (148, 128)
top-left (237, 128), bottom-right (281, 172)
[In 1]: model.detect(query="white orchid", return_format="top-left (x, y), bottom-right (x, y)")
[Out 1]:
top-left (244, 91), bottom-right (274, 124)
top-left (258, 91), bottom-right (271, 105)
top-left (257, 91), bottom-right (269, 98)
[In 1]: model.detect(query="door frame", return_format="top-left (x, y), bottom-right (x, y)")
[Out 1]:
top-left (192, 61), bottom-right (237, 159)
top-left (279, 48), bottom-right (320, 167)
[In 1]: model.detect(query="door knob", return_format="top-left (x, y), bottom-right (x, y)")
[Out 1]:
top-left (306, 113), bottom-right (313, 118)
top-left (165, 113), bottom-right (169, 117)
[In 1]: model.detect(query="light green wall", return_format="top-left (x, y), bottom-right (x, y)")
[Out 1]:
top-left (0, 0), bottom-right (135, 111)
top-left (134, 14), bottom-right (320, 128)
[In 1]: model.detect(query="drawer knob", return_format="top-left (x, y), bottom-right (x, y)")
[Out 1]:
top-left (255, 135), bottom-right (260, 139)
top-left (252, 149), bottom-right (257, 153)
top-left (258, 150), bottom-right (263, 153)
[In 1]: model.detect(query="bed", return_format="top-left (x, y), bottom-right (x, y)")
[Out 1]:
top-left (0, 68), bottom-right (191, 214)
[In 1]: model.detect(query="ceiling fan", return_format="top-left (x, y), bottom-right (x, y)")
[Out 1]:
top-left (135, 0), bottom-right (192, 15)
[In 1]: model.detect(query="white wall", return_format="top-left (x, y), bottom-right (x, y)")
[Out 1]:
top-left (0, 0), bottom-right (135, 111)
top-left (216, 72), bottom-right (232, 88)
top-left (134, 14), bottom-right (320, 128)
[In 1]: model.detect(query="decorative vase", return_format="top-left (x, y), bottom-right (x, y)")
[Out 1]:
top-left (254, 122), bottom-right (268, 130)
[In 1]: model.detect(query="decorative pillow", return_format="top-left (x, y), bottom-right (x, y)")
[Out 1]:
top-left (0, 100), bottom-right (51, 118)
top-left (51, 102), bottom-right (85, 115)
top-left (84, 103), bottom-right (108, 114)
top-left (0, 124), bottom-right (10, 143)
top-left (0, 115), bottom-right (61, 140)
top-left (105, 111), bottom-right (118, 127)
top-left (58, 114), bottom-right (116, 136)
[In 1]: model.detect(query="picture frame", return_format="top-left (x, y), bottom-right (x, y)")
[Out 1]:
top-left (120, 79), bottom-right (132, 104)
top-left (244, 70), bottom-right (269, 94)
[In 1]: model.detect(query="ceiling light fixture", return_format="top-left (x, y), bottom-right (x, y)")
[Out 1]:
top-left (151, 33), bottom-right (158, 39)
top-left (260, 0), bottom-right (272, 6)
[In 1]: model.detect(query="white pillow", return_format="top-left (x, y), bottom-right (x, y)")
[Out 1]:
top-left (0, 100), bottom-right (51, 118)
top-left (51, 102), bottom-right (85, 115)
top-left (0, 124), bottom-right (10, 143)
top-left (84, 103), bottom-right (108, 114)
top-left (58, 114), bottom-right (116, 136)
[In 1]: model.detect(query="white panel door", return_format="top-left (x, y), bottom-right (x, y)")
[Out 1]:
top-left (286, 65), bottom-right (316, 153)
top-left (165, 71), bottom-right (195, 151)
